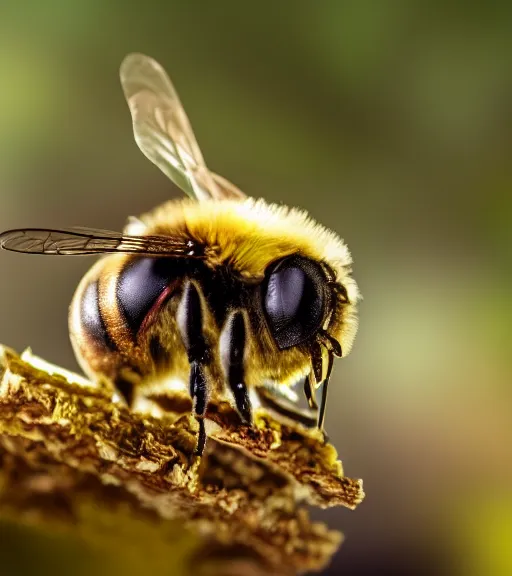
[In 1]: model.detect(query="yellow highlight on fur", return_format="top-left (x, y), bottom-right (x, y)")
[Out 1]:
top-left (141, 197), bottom-right (360, 355)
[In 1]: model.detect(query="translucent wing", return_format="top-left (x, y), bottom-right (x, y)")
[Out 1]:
top-left (120, 53), bottom-right (245, 202)
top-left (211, 172), bottom-right (247, 201)
top-left (0, 228), bottom-right (206, 257)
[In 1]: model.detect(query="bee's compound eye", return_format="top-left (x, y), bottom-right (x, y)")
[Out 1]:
top-left (263, 256), bottom-right (326, 349)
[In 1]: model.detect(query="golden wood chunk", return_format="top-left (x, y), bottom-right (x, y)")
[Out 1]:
top-left (0, 345), bottom-right (364, 575)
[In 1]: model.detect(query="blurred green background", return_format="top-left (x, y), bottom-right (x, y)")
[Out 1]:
top-left (0, 1), bottom-right (511, 575)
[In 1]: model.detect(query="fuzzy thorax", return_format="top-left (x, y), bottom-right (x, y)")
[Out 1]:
top-left (135, 197), bottom-right (360, 356)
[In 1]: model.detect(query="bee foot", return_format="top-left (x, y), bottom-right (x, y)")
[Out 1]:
top-left (194, 417), bottom-right (206, 456)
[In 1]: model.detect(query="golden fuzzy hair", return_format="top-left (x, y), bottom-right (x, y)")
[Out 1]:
top-left (133, 197), bottom-right (361, 356)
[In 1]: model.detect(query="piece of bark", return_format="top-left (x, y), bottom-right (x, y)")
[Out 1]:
top-left (0, 345), bottom-right (364, 575)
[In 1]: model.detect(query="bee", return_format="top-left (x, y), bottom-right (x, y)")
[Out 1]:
top-left (0, 54), bottom-right (360, 455)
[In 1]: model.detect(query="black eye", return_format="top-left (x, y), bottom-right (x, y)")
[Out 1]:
top-left (263, 256), bottom-right (326, 349)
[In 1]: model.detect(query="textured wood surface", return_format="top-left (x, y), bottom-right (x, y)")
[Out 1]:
top-left (0, 345), bottom-right (364, 575)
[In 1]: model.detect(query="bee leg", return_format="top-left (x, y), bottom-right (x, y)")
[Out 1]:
top-left (317, 351), bottom-right (335, 432)
top-left (313, 336), bottom-right (342, 436)
top-left (189, 361), bottom-right (207, 455)
top-left (114, 375), bottom-right (135, 408)
top-left (304, 373), bottom-right (318, 411)
top-left (219, 310), bottom-right (252, 425)
top-left (319, 330), bottom-right (343, 358)
top-left (311, 342), bottom-right (324, 385)
top-left (177, 281), bottom-right (210, 456)
top-left (305, 342), bottom-right (324, 411)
